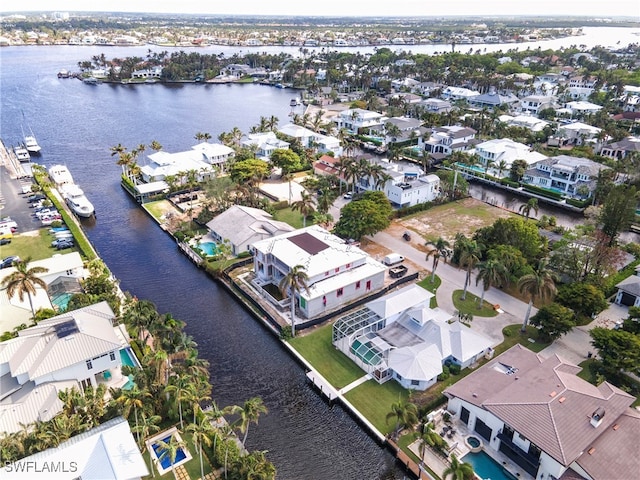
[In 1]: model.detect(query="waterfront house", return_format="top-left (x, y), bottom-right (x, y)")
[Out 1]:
top-left (140, 142), bottom-right (234, 183)
top-left (332, 284), bottom-right (494, 390)
top-left (519, 95), bottom-right (556, 115)
top-left (241, 132), bottom-right (290, 161)
top-left (356, 159), bottom-right (440, 207)
top-left (473, 138), bottom-right (547, 175)
top-left (468, 88), bottom-right (520, 110)
top-left (418, 125), bottom-right (478, 157)
top-left (614, 265), bottom-right (640, 307)
top-left (548, 121), bottom-right (602, 147)
top-left (599, 136), bottom-right (640, 160)
top-left (131, 65), bottom-right (163, 79)
top-left (278, 123), bottom-right (342, 157)
top-left (205, 205), bottom-right (294, 256)
top-left (522, 155), bottom-right (609, 199)
top-left (0, 416), bottom-right (149, 480)
top-left (444, 345), bottom-right (638, 480)
top-left (334, 108), bottom-right (387, 134)
top-left (251, 225), bottom-right (386, 319)
top-left (498, 114), bottom-right (550, 132)
top-left (0, 302), bottom-right (133, 434)
top-left (441, 86), bottom-right (480, 102)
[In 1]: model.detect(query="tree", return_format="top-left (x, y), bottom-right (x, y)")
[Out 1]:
top-left (230, 396), bottom-right (268, 448)
top-left (458, 239), bottom-right (482, 301)
top-left (598, 184), bottom-right (637, 246)
top-left (474, 217), bottom-right (545, 265)
top-left (291, 191), bottom-right (316, 228)
top-left (556, 283), bottom-right (607, 320)
top-left (415, 421), bottom-right (444, 471)
top-left (425, 237), bottom-right (450, 283)
top-left (475, 259), bottom-right (508, 308)
top-left (186, 413), bottom-right (214, 480)
top-left (530, 303), bottom-right (576, 341)
top-left (1, 258), bottom-right (48, 318)
top-left (509, 159), bottom-right (528, 182)
top-left (155, 434), bottom-right (187, 480)
top-left (333, 191), bottom-right (392, 241)
top-left (270, 148), bottom-right (302, 174)
top-left (278, 265), bottom-right (309, 337)
top-left (517, 259), bottom-right (557, 332)
top-left (519, 198), bottom-right (539, 221)
top-left (165, 374), bottom-right (191, 430)
top-left (442, 454), bottom-right (474, 480)
top-left (590, 327), bottom-right (640, 376)
top-left (385, 396), bottom-right (418, 440)
top-left (229, 159), bottom-right (271, 185)
top-left (112, 386), bottom-right (151, 445)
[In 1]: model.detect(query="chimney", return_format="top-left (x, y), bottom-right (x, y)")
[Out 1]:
top-left (590, 407), bottom-right (605, 428)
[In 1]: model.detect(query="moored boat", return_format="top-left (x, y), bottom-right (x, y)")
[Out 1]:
top-left (23, 126), bottom-right (41, 154)
top-left (14, 144), bottom-right (30, 162)
top-left (48, 164), bottom-right (95, 218)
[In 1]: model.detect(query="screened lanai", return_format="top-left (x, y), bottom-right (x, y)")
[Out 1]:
top-left (332, 307), bottom-right (382, 343)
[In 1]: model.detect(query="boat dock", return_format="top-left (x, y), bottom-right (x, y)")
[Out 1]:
top-left (0, 139), bottom-right (32, 179)
top-left (306, 371), bottom-right (338, 401)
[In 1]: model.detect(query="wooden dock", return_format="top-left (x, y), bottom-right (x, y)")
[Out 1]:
top-left (306, 370), bottom-right (338, 401)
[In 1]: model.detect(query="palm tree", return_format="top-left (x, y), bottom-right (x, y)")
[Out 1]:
top-left (442, 454), bottom-right (474, 480)
top-left (113, 386), bottom-right (151, 444)
top-left (458, 240), bottom-right (482, 301)
top-left (519, 198), bottom-right (539, 221)
top-left (475, 259), bottom-right (508, 309)
top-left (1, 257), bottom-right (48, 318)
top-left (186, 414), bottom-right (214, 480)
top-left (385, 396), bottom-right (418, 440)
top-left (230, 396), bottom-right (268, 448)
top-left (165, 374), bottom-right (192, 430)
top-left (291, 191), bottom-right (316, 228)
top-left (133, 411), bottom-right (161, 476)
top-left (278, 265), bottom-right (309, 337)
top-left (416, 422), bottom-right (441, 472)
top-left (517, 259), bottom-right (557, 332)
top-left (155, 434), bottom-right (187, 480)
top-left (495, 159), bottom-right (509, 178)
top-left (425, 237), bottom-right (450, 283)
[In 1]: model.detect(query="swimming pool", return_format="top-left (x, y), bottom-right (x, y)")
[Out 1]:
top-left (198, 241), bottom-right (218, 256)
top-left (146, 429), bottom-right (192, 475)
top-left (51, 292), bottom-right (73, 311)
top-left (120, 347), bottom-right (138, 368)
top-left (462, 451), bottom-right (518, 480)
top-left (152, 435), bottom-right (187, 469)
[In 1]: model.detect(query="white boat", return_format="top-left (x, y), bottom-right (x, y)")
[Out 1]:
top-left (23, 127), bottom-right (41, 154)
top-left (48, 165), bottom-right (95, 218)
top-left (14, 145), bottom-right (30, 162)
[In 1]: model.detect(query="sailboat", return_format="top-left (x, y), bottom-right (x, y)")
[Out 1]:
top-left (23, 125), bottom-right (41, 154)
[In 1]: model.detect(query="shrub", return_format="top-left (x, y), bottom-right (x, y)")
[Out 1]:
top-left (449, 363), bottom-right (461, 375)
top-left (521, 184), bottom-right (563, 200)
top-left (437, 365), bottom-right (450, 381)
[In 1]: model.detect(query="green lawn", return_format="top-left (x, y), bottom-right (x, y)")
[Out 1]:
top-left (452, 289), bottom-right (498, 317)
top-left (417, 276), bottom-right (441, 308)
top-left (289, 324), bottom-right (365, 389)
top-left (344, 379), bottom-right (409, 435)
top-left (499, 324), bottom-right (551, 354)
top-left (0, 228), bottom-right (78, 261)
top-left (272, 207), bottom-right (307, 229)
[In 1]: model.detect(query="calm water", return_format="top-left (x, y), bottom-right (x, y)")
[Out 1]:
top-left (0, 47), bottom-right (402, 479)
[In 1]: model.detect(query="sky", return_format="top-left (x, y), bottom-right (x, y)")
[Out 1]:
top-left (5, 0), bottom-right (640, 18)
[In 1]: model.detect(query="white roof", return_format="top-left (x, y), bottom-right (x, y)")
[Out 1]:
top-left (206, 205), bottom-right (294, 247)
top-left (559, 121), bottom-right (602, 134)
top-left (389, 343), bottom-right (443, 381)
top-left (0, 417), bottom-right (148, 480)
top-left (303, 258), bottom-right (386, 299)
top-left (366, 284), bottom-right (432, 319)
top-left (135, 180), bottom-right (169, 195)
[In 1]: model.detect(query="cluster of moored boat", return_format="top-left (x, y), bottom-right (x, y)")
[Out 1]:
top-left (48, 164), bottom-right (95, 218)
top-left (12, 126), bottom-right (41, 163)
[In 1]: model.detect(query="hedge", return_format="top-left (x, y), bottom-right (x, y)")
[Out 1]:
top-left (521, 184), bottom-right (563, 200)
top-left (394, 200), bottom-right (436, 218)
top-left (566, 197), bottom-right (593, 208)
top-left (500, 178), bottom-right (520, 188)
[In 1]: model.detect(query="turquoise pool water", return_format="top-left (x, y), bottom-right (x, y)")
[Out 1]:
top-left (152, 435), bottom-right (187, 469)
top-left (198, 241), bottom-right (218, 256)
top-left (51, 293), bottom-right (73, 311)
top-left (120, 348), bottom-right (137, 368)
top-left (462, 451), bottom-right (518, 480)
top-left (122, 375), bottom-right (135, 391)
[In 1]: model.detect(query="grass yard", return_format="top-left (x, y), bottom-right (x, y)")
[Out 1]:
top-left (141, 429), bottom-right (213, 480)
top-left (417, 275), bottom-right (441, 308)
top-left (344, 379), bottom-right (409, 435)
top-left (272, 207), bottom-right (307, 229)
top-left (0, 228), bottom-right (78, 261)
top-left (452, 289), bottom-right (499, 317)
top-left (144, 200), bottom-right (179, 222)
top-left (289, 323), bottom-right (365, 389)
top-left (499, 324), bottom-right (551, 354)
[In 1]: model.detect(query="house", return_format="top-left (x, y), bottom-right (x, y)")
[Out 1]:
top-left (278, 123), bottom-right (342, 157)
top-left (519, 95), bottom-right (556, 115)
top-left (441, 86), bottom-right (480, 102)
top-left (419, 98), bottom-right (453, 114)
top-left (599, 136), bottom-right (640, 160)
top-left (413, 81), bottom-right (445, 96)
top-left (334, 108), bottom-right (387, 134)
top-left (140, 142), bottom-right (234, 183)
top-left (418, 125), bottom-right (478, 157)
top-left (131, 65), bottom-right (163, 79)
top-left (444, 345), bottom-right (638, 480)
top-left (241, 132), bottom-right (290, 161)
top-left (548, 121), bottom-right (602, 147)
top-left (0, 252), bottom-right (86, 333)
top-left (369, 116), bottom-right (425, 144)
top-left (567, 75), bottom-right (598, 100)
top-left (614, 265), bottom-right (640, 307)
top-left (357, 160), bottom-right (440, 207)
top-left (0, 416), bottom-right (149, 480)
top-left (473, 138), bottom-right (547, 174)
top-left (205, 205), bottom-right (294, 256)
top-left (498, 114), bottom-right (550, 132)
top-left (312, 154), bottom-right (342, 178)
top-left (333, 284), bottom-right (494, 390)
top-left (0, 302), bottom-right (133, 434)
top-left (251, 226), bottom-right (387, 319)
top-left (559, 101), bottom-right (603, 117)
top-left (522, 155), bottom-right (609, 198)
top-left (468, 88), bottom-right (519, 110)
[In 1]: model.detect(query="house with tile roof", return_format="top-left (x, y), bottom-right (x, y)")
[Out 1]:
top-left (599, 136), bottom-right (640, 160)
top-left (0, 302), bottom-right (132, 434)
top-left (251, 225), bottom-right (386, 319)
top-left (0, 416), bottom-right (148, 480)
top-left (205, 205), bottom-right (294, 256)
top-left (444, 345), bottom-right (639, 480)
top-left (418, 125), bottom-right (478, 157)
top-left (333, 284), bottom-right (494, 390)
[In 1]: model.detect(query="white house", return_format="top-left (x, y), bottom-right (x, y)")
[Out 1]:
top-left (548, 121), bottom-right (602, 147)
top-left (473, 138), bottom-right (547, 174)
top-left (441, 86), bottom-right (480, 102)
top-left (419, 98), bottom-right (453, 114)
top-left (140, 142), bottom-right (234, 182)
top-left (498, 114), bottom-right (550, 132)
top-left (444, 345), bottom-right (638, 480)
top-left (0, 416), bottom-right (149, 480)
top-left (278, 123), bottom-right (342, 157)
top-left (522, 155), bottom-right (609, 198)
top-left (131, 65), bottom-right (163, 79)
top-left (334, 108), bottom-right (387, 134)
top-left (241, 132), bottom-right (290, 161)
top-left (560, 101), bottom-right (603, 117)
top-left (205, 205), bottom-right (294, 256)
top-left (0, 302), bottom-right (134, 434)
top-left (333, 284), bottom-right (494, 390)
top-left (251, 226), bottom-right (387, 319)
top-left (418, 125), bottom-right (477, 157)
top-left (519, 95), bottom-right (555, 115)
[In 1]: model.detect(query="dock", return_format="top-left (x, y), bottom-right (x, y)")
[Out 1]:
top-left (306, 371), bottom-right (338, 401)
top-left (0, 139), bottom-right (32, 179)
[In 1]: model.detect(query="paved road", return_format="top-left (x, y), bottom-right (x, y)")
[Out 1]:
top-left (0, 165), bottom-right (41, 234)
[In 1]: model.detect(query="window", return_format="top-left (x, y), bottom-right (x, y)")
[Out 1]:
top-left (109, 351), bottom-right (116, 361)
top-left (86, 359), bottom-right (93, 370)
top-left (325, 271), bottom-right (329, 276)
top-left (356, 281), bottom-right (361, 289)
top-left (335, 268), bottom-right (340, 273)
top-left (366, 280), bottom-right (371, 290)
top-left (411, 380), bottom-right (420, 386)
top-left (337, 288), bottom-right (343, 297)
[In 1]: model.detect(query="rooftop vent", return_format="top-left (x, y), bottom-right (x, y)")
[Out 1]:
top-left (558, 397), bottom-right (566, 403)
top-left (588, 447), bottom-right (596, 455)
top-left (549, 391), bottom-right (557, 397)
top-left (591, 407), bottom-right (605, 428)
top-left (613, 424), bottom-right (620, 431)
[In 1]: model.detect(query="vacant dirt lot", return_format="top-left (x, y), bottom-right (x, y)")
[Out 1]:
top-left (388, 198), bottom-right (516, 248)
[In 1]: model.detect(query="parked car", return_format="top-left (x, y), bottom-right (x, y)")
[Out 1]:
top-left (27, 194), bottom-right (46, 203)
top-left (0, 256), bottom-right (20, 269)
top-left (52, 237), bottom-right (74, 247)
top-left (343, 192), bottom-right (353, 200)
top-left (0, 238), bottom-right (11, 245)
top-left (55, 240), bottom-right (74, 250)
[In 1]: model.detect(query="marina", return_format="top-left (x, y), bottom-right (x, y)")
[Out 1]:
top-left (48, 164), bottom-right (95, 218)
